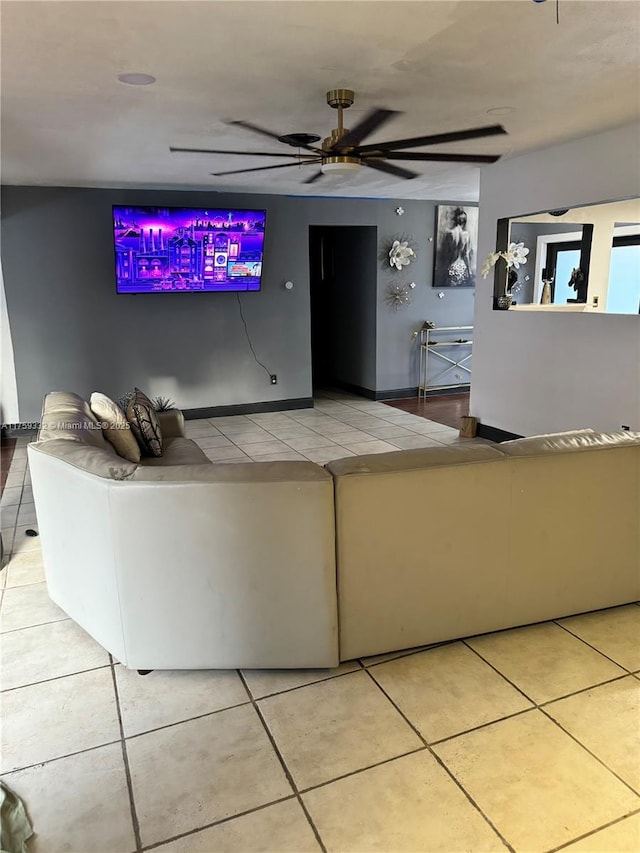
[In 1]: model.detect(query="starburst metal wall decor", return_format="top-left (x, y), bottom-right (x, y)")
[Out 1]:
top-left (385, 282), bottom-right (413, 310)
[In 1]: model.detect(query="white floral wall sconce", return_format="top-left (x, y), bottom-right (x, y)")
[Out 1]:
top-left (389, 239), bottom-right (415, 270)
top-left (379, 234), bottom-right (418, 270)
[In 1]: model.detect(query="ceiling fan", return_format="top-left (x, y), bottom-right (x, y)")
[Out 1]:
top-left (170, 89), bottom-right (508, 184)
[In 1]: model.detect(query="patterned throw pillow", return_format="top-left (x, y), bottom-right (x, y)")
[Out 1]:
top-left (89, 392), bottom-right (141, 463)
top-left (117, 389), bottom-right (136, 414)
top-left (124, 388), bottom-right (163, 457)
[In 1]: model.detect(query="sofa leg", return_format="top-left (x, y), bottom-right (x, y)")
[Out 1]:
top-left (137, 669), bottom-right (153, 676)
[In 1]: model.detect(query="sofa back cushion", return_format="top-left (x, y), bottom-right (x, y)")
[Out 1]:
top-left (499, 429), bottom-right (640, 457)
top-left (39, 391), bottom-right (110, 450)
top-left (498, 432), bottom-right (640, 627)
top-left (327, 444), bottom-right (511, 659)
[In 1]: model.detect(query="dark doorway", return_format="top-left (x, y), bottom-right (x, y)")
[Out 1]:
top-left (308, 225), bottom-right (377, 393)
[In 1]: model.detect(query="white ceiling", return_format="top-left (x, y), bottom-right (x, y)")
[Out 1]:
top-left (2, 0), bottom-right (639, 200)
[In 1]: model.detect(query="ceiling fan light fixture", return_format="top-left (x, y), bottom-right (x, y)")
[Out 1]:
top-left (321, 156), bottom-right (361, 175)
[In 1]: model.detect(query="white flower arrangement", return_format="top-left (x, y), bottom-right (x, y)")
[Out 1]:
top-left (481, 241), bottom-right (529, 279)
top-left (389, 240), bottom-right (416, 270)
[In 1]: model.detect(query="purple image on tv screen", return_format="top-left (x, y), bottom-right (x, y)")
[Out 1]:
top-left (112, 206), bottom-right (267, 293)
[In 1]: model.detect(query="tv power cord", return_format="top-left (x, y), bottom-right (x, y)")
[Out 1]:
top-left (236, 293), bottom-right (277, 385)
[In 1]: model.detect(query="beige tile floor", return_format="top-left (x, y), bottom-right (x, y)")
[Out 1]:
top-left (1, 393), bottom-right (639, 852)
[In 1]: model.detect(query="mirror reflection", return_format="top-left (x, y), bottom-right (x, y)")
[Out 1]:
top-left (496, 197), bottom-right (640, 314)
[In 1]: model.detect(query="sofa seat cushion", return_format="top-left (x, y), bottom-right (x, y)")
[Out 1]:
top-left (137, 437), bottom-right (211, 467)
top-left (89, 392), bottom-right (141, 463)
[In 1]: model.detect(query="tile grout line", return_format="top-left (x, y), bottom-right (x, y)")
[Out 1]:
top-left (462, 637), bottom-right (633, 707)
top-left (538, 703), bottom-right (640, 799)
top-left (245, 666), bottom-right (361, 702)
top-left (109, 660), bottom-right (143, 853)
top-left (360, 637), bottom-right (458, 669)
top-left (425, 671), bottom-right (632, 750)
top-left (123, 698), bottom-right (252, 741)
top-left (237, 670), bottom-right (328, 853)
top-left (296, 746), bottom-right (429, 796)
top-left (461, 640), bottom-right (640, 798)
top-left (540, 673), bottom-right (634, 706)
top-left (427, 706), bottom-right (536, 748)
top-left (546, 806), bottom-right (640, 853)
top-left (461, 639), bottom-right (547, 706)
top-left (553, 616), bottom-right (637, 674)
top-left (0, 616), bottom-right (68, 637)
top-left (2, 738), bottom-right (123, 776)
top-left (1, 661), bottom-right (112, 694)
top-left (140, 795), bottom-right (299, 852)
top-left (360, 666), bottom-right (517, 853)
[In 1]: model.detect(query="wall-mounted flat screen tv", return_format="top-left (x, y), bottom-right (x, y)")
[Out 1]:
top-left (112, 205), bottom-right (267, 293)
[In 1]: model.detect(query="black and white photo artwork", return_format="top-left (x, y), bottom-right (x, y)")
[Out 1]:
top-left (433, 205), bottom-right (478, 288)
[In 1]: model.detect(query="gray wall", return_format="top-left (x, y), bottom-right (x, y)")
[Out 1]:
top-left (375, 204), bottom-right (476, 392)
top-left (2, 186), bottom-right (476, 421)
top-left (297, 196), bottom-right (477, 394)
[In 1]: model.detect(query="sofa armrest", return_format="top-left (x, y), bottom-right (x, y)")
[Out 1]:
top-left (156, 409), bottom-right (185, 438)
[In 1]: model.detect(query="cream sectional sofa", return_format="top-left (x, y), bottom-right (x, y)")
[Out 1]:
top-left (28, 392), bottom-right (338, 670)
top-left (27, 392), bottom-right (640, 670)
top-left (327, 433), bottom-right (640, 659)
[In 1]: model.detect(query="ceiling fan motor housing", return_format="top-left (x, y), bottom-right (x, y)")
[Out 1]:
top-left (326, 89), bottom-right (355, 109)
top-left (323, 127), bottom-right (351, 151)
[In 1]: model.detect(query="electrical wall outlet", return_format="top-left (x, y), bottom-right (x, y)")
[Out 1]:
top-left (270, 374), bottom-right (277, 385)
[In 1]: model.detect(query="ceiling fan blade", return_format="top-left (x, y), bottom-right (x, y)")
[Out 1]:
top-left (211, 159), bottom-right (320, 177)
top-left (369, 151), bottom-right (501, 164)
top-left (364, 160), bottom-right (419, 180)
top-left (170, 146), bottom-right (307, 158)
top-left (355, 124), bottom-right (507, 154)
top-left (227, 120), bottom-right (283, 142)
top-left (331, 108), bottom-right (399, 152)
top-left (303, 170), bottom-right (324, 184)
top-left (229, 120), bottom-right (321, 152)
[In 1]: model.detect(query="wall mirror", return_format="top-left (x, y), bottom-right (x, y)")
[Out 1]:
top-left (493, 196), bottom-right (640, 314)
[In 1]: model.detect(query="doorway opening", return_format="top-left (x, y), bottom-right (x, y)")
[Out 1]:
top-left (308, 225), bottom-right (377, 396)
